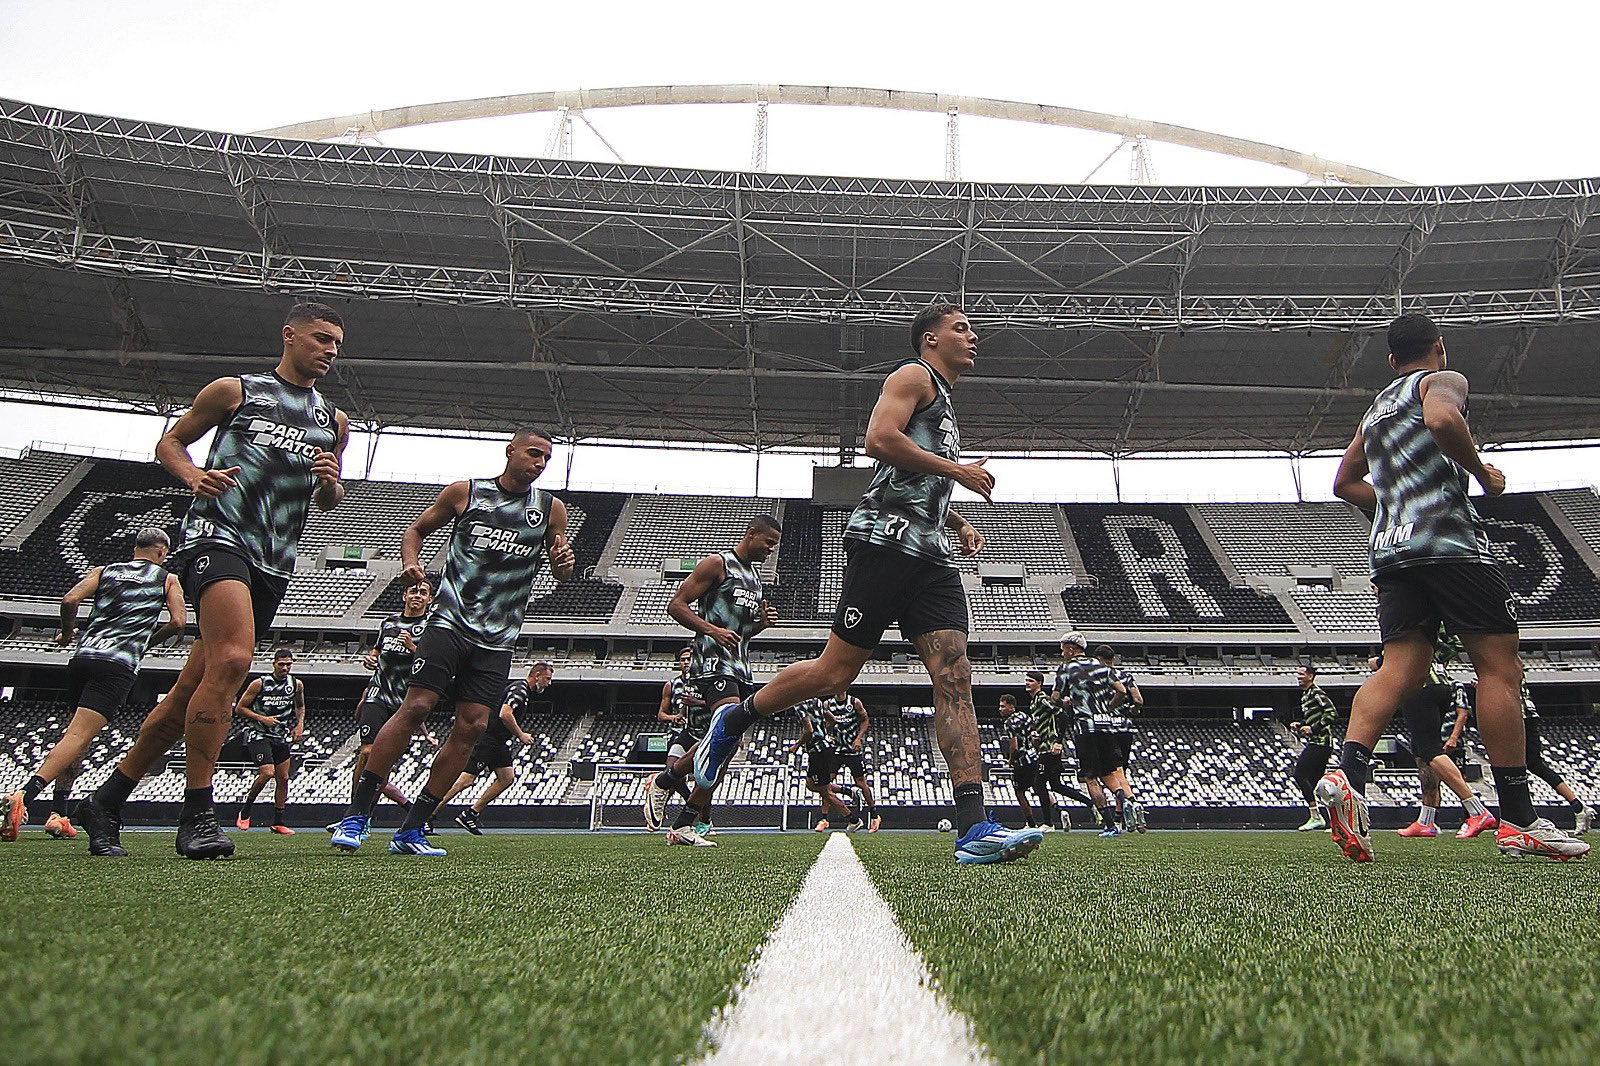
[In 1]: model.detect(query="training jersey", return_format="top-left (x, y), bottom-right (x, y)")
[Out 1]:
top-left (1427, 626), bottom-right (1465, 686)
top-left (485, 677), bottom-right (531, 743)
top-left (73, 559), bottom-right (168, 674)
top-left (1359, 370), bottom-right (1495, 576)
top-left (1442, 682), bottom-right (1473, 745)
top-left (844, 359), bottom-right (960, 566)
top-left (1300, 684), bottom-right (1337, 748)
top-left (669, 674), bottom-right (713, 738)
top-left (1055, 656), bottom-right (1122, 733)
top-left (821, 695), bottom-right (864, 754)
top-left (179, 372), bottom-right (339, 579)
top-left (796, 699), bottom-right (831, 754)
top-left (1520, 679), bottom-right (1538, 720)
top-left (689, 550), bottom-right (764, 683)
top-left (1028, 690), bottom-right (1064, 754)
top-left (244, 673), bottom-right (299, 740)
top-left (1108, 667), bottom-right (1140, 731)
top-left (432, 480), bottom-right (551, 651)
top-left (363, 612), bottom-right (430, 712)
top-left (1003, 709), bottom-right (1037, 765)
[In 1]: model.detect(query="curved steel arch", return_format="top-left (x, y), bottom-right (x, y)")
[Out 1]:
top-left (254, 83), bottom-right (1407, 186)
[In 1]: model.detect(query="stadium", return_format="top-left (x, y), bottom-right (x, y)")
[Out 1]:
top-left (3, 51), bottom-right (1600, 1066)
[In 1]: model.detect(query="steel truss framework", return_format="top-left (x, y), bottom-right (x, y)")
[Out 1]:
top-left (1, 98), bottom-right (1598, 455)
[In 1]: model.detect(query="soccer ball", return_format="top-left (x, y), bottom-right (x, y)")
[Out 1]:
top-left (936, 818), bottom-right (953, 833)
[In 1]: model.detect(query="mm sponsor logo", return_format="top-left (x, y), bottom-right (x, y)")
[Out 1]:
top-left (468, 523), bottom-right (541, 558)
top-left (1374, 522), bottom-right (1416, 551)
top-left (245, 417), bottom-right (324, 460)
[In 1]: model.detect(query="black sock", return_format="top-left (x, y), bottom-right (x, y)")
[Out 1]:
top-left (1100, 806), bottom-right (1116, 829)
top-left (95, 769), bottom-right (138, 815)
top-left (181, 785), bottom-right (212, 817)
top-left (23, 774), bottom-right (47, 804)
top-left (399, 790), bottom-right (442, 832)
top-left (1570, 798), bottom-right (1586, 813)
top-left (1491, 766), bottom-right (1537, 827)
top-left (718, 696), bottom-right (759, 735)
top-left (672, 803), bottom-right (703, 830)
top-left (50, 786), bottom-right (70, 816)
top-left (349, 771), bottom-right (384, 817)
top-left (653, 770), bottom-right (674, 791)
top-left (1340, 741), bottom-right (1373, 795)
top-left (953, 782), bottom-right (985, 835)
top-left (273, 807), bottom-right (286, 826)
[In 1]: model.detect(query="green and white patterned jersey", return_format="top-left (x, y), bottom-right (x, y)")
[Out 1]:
top-left (179, 372), bottom-right (338, 579)
top-left (1520, 679), bottom-right (1538, 720)
top-left (844, 359), bottom-right (960, 566)
top-left (1360, 370), bottom-right (1495, 575)
top-left (1300, 685), bottom-right (1337, 748)
top-left (796, 699), bottom-right (831, 754)
top-left (670, 674), bottom-right (712, 738)
top-left (432, 480), bottom-right (551, 651)
top-left (73, 559), bottom-right (168, 674)
top-left (1003, 709), bottom-right (1038, 765)
top-left (363, 612), bottom-right (430, 712)
top-left (1028, 690), bottom-right (1064, 754)
top-left (821, 695), bottom-right (863, 754)
top-left (243, 673), bottom-right (298, 740)
top-left (1427, 626), bottom-right (1465, 686)
top-left (689, 550), bottom-right (764, 684)
top-left (1055, 656), bottom-right (1120, 733)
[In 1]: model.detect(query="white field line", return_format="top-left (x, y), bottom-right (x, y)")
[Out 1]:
top-left (697, 832), bottom-right (992, 1066)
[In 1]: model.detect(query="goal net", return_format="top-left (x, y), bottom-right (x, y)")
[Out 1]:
top-left (589, 761), bottom-right (796, 831)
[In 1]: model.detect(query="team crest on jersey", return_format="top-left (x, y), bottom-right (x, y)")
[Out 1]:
top-left (526, 507), bottom-right (544, 528)
top-left (312, 405), bottom-right (331, 428)
top-left (843, 606), bottom-right (862, 629)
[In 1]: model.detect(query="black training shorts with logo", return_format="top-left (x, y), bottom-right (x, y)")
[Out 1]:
top-left (64, 655), bottom-right (137, 719)
top-left (356, 699), bottom-right (396, 745)
top-left (831, 541), bottom-right (969, 650)
top-left (1374, 561), bottom-right (1517, 645)
top-left (691, 675), bottom-right (753, 710)
top-left (1075, 733), bottom-right (1117, 780)
top-left (408, 625), bottom-right (514, 710)
top-left (464, 735), bottom-right (515, 776)
top-left (179, 545), bottom-right (289, 635)
top-left (246, 735), bottom-right (292, 766)
top-left (1011, 756), bottom-right (1041, 792)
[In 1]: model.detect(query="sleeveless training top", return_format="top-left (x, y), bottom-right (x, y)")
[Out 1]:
top-left (74, 559), bottom-right (168, 674)
top-left (1360, 370), bottom-right (1494, 575)
top-left (245, 673), bottom-right (298, 739)
top-left (363, 612), bottom-right (430, 711)
top-left (180, 371), bottom-right (338, 578)
top-left (844, 359), bottom-right (960, 566)
top-left (431, 480), bottom-right (551, 651)
top-left (689, 550), bottom-right (764, 684)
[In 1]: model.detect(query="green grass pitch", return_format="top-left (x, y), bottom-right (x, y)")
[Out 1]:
top-left (2, 829), bottom-right (1596, 1065)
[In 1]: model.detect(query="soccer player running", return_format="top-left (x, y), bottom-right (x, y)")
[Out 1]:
top-left (331, 428), bottom-right (574, 856)
top-left (1320, 312), bottom-right (1587, 862)
top-left (231, 648), bottom-right (305, 834)
top-left (819, 690), bottom-right (878, 832)
top-left (1290, 665), bottom-right (1337, 832)
top-left (658, 516), bottom-right (782, 847)
top-left (442, 662), bottom-right (554, 834)
top-left (1095, 643), bottom-right (1146, 832)
top-left (1026, 669), bottom-right (1091, 830)
top-left (1516, 674), bottom-right (1595, 835)
top-left (999, 694), bottom-right (1048, 829)
top-left (642, 648), bottom-right (702, 830)
top-left (688, 303), bottom-right (1043, 864)
top-left (325, 579), bottom-right (438, 832)
top-left (1, 528), bottom-right (185, 844)
top-left (1055, 633), bottom-right (1131, 837)
top-left (75, 302), bottom-right (347, 859)
top-left (796, 698), bottom-right (855, 832)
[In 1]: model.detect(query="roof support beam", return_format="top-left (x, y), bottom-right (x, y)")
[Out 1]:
top-left (43, 111), bottom-right (101, 259)
top-left (1114, 334), bottom-right (1163, 452)
top-left (219, 135), bottom-right (286, 267)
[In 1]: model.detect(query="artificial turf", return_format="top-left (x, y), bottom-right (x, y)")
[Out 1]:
top-left (0, 830), bottom-right (825, 1066)
top-left (857, 830), bottom-right (1600, 1066)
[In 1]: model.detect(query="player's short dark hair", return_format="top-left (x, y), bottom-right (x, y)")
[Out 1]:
top-left (678, 646), bottom-right (693, 658)
top-left (1387, 313), bottom-right (1440, 364)
top-left (999, 694), bottom-right (1016, 707)
top-left (747, 515), bottom-right (783, 536)
top-left (1093, 644), bottom-right (1116, 660)
top-left (285, 301), bottom-right (344, 328)
top-left (134, 527), bottom-right (169, 550)
top-left (1302, 663), bottom-right (1318, 676)
top-left (910, 301), bottom-right (964, 356)
top-left (273, 646), bottom-right (295, 660)
top-left (529, 660), bottom-right (553, 674)
top-left (1026, 670), bottom-right (1045, 684)
top-left (512, 426), bottom-right (553, 445)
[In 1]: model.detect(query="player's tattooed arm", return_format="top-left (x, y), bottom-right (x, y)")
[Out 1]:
top-left (158, 376), bottom-right (244, 498)
top-left (312, 409), bottom-right (350, 511)
top-left (914, 629), bottom-right (983, 788)
top-left (946, 510), bottom-right (985, 556)
top-left (401, 481), bottom-right (471, 585)
top-left (545, 496), bottom-right (576, 581)
top-left (1332, 427), bottom-right (1377, 515)
top-left (57, 567), bottom-right (101, 644)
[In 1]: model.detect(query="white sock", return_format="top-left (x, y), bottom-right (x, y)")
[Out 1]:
top-left (1418, 805), bottom-right (1438, 827)
top-left (1463, 795), bottom-right (1487, 817)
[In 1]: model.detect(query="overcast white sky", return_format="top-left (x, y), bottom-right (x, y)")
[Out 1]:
top-left (1, 1), bottom-right (1597, 499)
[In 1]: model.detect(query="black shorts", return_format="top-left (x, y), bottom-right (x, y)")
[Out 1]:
top-left (356, 698), bottom-right (397, 745)
top-left (831, 751), bottom-right (867, 779)
top-left (409, 625), bottom-right (514, 710)
top-left (1106, 731), bottom-right (1135, 771)
top-left (245, 735), bottom-right (292, 767)
top-left (64, 655), bottom-right (136, 718)
top-left (1400, 684), bottom-right (1452, 763)
top-left (667, 727), bottom-right (702, 758)
top-left (179, 544), bottom-right (289, 636)
top-left (1011, 756), bottom-right (1041, 791)
top-left (806, 750), bottom-right (836, 791)
top-left (831, 541), bottom-right (968, 649)
top-left (464, 736), bottom-right (515, 776)
top-left (1374, 561), bottom-right (1517, 645)
top-left (1075, 733), bottom-right (1116, 780)
top-left (691, 675), bottom-right (753, 710)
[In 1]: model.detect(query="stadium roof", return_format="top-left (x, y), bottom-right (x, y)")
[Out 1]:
top-left (1, 97), bottom-right (1598, 456)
